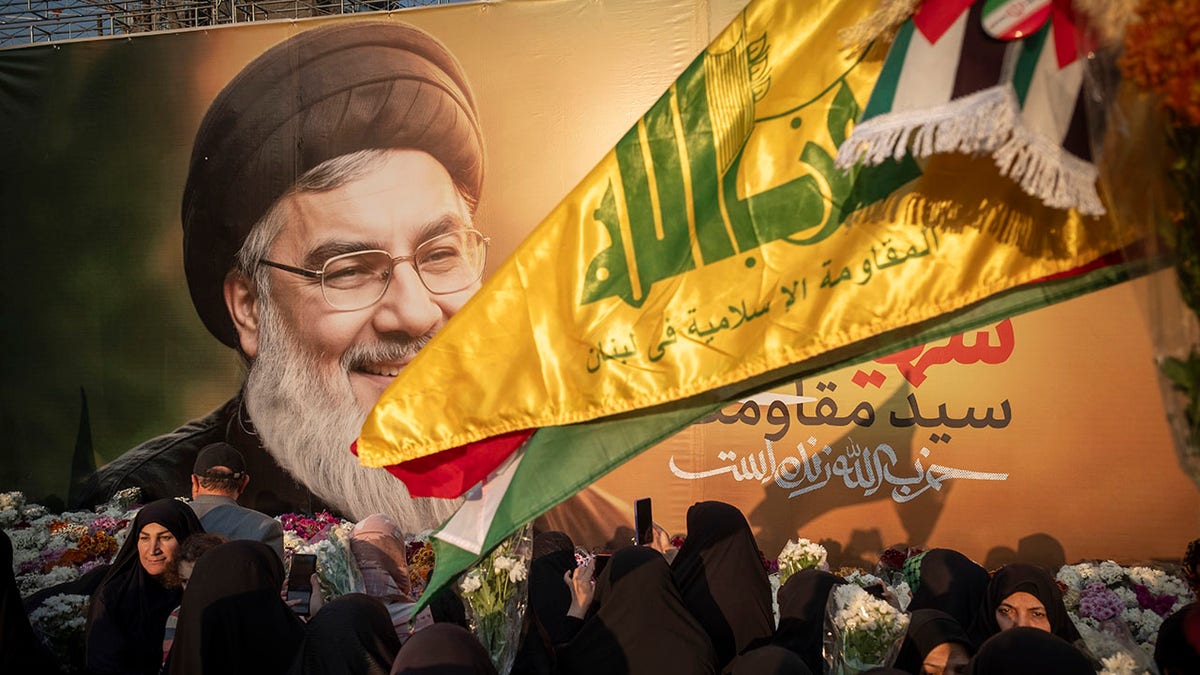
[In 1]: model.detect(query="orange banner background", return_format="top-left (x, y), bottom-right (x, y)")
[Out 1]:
top-left (547, 273), bottom-right (1200, 567)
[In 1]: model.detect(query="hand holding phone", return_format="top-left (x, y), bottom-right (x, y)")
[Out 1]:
top-left (287, 553), bottom-right (317, 616)
top-left (634, 497), bottom-right (653, 545)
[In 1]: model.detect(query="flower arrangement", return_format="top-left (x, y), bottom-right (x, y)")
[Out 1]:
top-left (1116, 0), bottom-right (1200, 484)
top-left (1057, 561), bottom-right (1195, 654)
top-left (460, 525), bottom-right (532, 674)
top-left (776, 538), bottom-right (828, 583)
top-left (405, 532), bottom-right (437, 600)
top-left (1099, 651), bottom-right (1152, 675)
top-left (4, 490), bottom-right (139, 597)
top-left (27, 593), bottom-right (89, 672)
top-left (278, 511), bottom-right (362, 601)
top-left (825, 582), bottom-right (910, 675)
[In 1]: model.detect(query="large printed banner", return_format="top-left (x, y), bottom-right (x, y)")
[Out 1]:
top-left (0, 0), bottom-right (1195, 576)
top-left (558, 278), bottom-right (1200, 567)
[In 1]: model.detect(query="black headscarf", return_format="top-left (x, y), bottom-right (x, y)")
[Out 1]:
top-left (906, 549), bottom-right (990, 629)
top-left (968, 626), bottom-right (1093, 674)
top-left (726, 645), bottom-right (814, 675)
top-left (1154, 602), bottom-right (1200, 675)
top-left (966, 563), bottom-right (1080, 648)
top-left (389, 622), bottom-right (498, 675)
top-left (558, 545), bottom-right (718, 675)
top-left (169, 539), bottom-right (303, 675)
top-left (2, 530), bottom-right (62, 673)
top-left (86, 498), bottom-right (204, 675)
top-left (893, 609), bottom-right (974, 674)
top-left (290, 593), bottom-right (400, 675)
top-left (772, 569), bottom-right (847, 674)
top-left (527, 532), bottom-right (577, 646)
top-left (670, 501), bottom-right (774, 668)
top-left (512, 532), bottom-right (577, 675)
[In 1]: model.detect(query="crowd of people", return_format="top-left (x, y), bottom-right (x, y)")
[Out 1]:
top-left (4, 496), bottom-right (1199, 674)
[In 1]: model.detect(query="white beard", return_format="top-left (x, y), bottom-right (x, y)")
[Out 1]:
top-left (243, 300), bottom-right (462, 532)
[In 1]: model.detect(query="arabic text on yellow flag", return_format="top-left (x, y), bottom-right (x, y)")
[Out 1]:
top-left (358, 0), bottom-right (1130, 467)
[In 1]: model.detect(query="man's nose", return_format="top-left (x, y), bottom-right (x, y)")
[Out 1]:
top-left (371, 263), bottom-right (442, 337)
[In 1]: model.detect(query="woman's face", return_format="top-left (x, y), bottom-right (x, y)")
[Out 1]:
top-left (137, 522), bottom-right (179, 576)
top-left (921, 641), bottom-right (971, 675)
top-left (995, 591), bottom-right (1051, 632)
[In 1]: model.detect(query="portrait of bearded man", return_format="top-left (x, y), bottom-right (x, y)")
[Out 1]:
top-left (75, 21), bottom-right (487, 531)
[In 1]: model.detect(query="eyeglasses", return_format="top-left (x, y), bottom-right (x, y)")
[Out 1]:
top-left (258, 228), bottom-right (490, 311)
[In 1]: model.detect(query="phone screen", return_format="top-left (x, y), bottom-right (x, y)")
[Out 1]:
top-left (634, 497), bottom-right (653, 545)
top-left (593, 553), bottom-right (612, 576)
top-left (287, 554), bottom-right (316, 615)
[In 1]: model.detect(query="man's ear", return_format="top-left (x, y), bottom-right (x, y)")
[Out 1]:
top-left (190, 474), bottom-right (201, 497)
top-left (224, 270), bottom-right (261, 359)
top-left (238, 474), bottom-right (250, 496)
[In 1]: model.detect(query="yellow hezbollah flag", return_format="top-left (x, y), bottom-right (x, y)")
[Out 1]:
top-left (358, 0), bottom-right (1132, 470)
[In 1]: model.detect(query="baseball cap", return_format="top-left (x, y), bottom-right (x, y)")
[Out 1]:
top-left (193, 442), bottom-right (247, 479)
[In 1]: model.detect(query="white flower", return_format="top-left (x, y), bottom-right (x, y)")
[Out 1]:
top-left (1056, 565), bottom-right (1083, 591)
top-left (507, 560), bottom-right (528, 584)
top-left (1099, 651), bottom-right (1146, 675)
top-left (493, 555), bottom-right (515, 573)
top-left (460, 569), bottom-right (483, 594)
top-left (892, 580), bottom-right (912, 611)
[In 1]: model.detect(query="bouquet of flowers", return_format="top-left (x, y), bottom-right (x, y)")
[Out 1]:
top-left (405, 532), bottom-right (437, 600)
top-left (1057, 560), bottom-right (1195, 655)
top-left (460, 524), bottom-right (532, 674)
top-left (1108, 0), bottom-right (1200, 487)
top-left (278, 511), bottom-right (362, 601)
top-left (825, 581), bottom-right (910, 674)
top-left (776, 538), bottom-right (828, 583)
top-left (27, 593), bottom-right (89, 672)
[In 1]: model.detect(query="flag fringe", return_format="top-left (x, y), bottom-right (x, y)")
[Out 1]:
top-left (834, 85), bottom-right (1016, 169)
top-left (836, 84), bottom-right (1105, 216)
top-left (993, 122), bottom-right (1105, 217)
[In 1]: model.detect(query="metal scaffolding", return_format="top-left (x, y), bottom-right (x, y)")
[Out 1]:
top-left (0, 0), bottom-right (463, 47)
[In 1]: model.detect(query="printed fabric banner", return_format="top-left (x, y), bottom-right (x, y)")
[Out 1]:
top-left (357, 0), bottom-right (1139, 487)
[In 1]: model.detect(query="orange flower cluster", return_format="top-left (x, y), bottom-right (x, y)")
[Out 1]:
top-left (45, 532), bottom-right (118, 572)
top-left (408, 542), bottom-right (436, 593)
top-left (1121, 0), bottom-right (1200, 126)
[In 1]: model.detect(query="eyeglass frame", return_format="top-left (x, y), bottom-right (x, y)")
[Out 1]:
top-left (257, 228), bottom-right (490, 311)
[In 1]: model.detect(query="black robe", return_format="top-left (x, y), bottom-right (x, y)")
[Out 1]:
top-left (670, 501), bottom-right (775, 669)
top-left (169, 540), bottom-right (304, 675)
top-left (558, 545), bottom-right (717, 675)
top-left (73, 391), bottom-right (336, 517)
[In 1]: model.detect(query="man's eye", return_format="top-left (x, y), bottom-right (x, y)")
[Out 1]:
top-left (324, 262), bottom-right (378, 286)
top-left (420, 246), bottom-right (463, 268)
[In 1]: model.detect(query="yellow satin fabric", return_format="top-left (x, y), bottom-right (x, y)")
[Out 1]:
top-left (358, 0), bottom-right (1136, 467)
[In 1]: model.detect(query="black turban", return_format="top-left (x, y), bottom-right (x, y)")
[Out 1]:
top-left (182, 21), bottom-right (484, 348)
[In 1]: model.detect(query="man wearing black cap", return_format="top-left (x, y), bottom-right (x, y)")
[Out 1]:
top-left (189, 442), bottom-right (284, 560)
top-left (75, 21), bottom-right (487, 531)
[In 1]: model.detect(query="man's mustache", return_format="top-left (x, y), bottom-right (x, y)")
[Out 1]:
top-left (341, 333), bottom-right (435, 370)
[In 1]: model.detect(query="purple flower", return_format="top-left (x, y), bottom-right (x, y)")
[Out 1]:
top-left (1134, 584), bottom-right (1177, 617)
top-left (1078, 582), bottom-right (1124, 621)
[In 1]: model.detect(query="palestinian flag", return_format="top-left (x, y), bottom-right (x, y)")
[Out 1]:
top-left (352, 0), bottom-right (1152, 605)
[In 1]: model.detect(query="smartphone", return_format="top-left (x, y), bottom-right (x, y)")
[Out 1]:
top-left (634, 497), bottom-right (653, 545)
top-left (287, 553), bottom-right (317, 616)
top-left (592, 553), bottom-right (612, 576)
